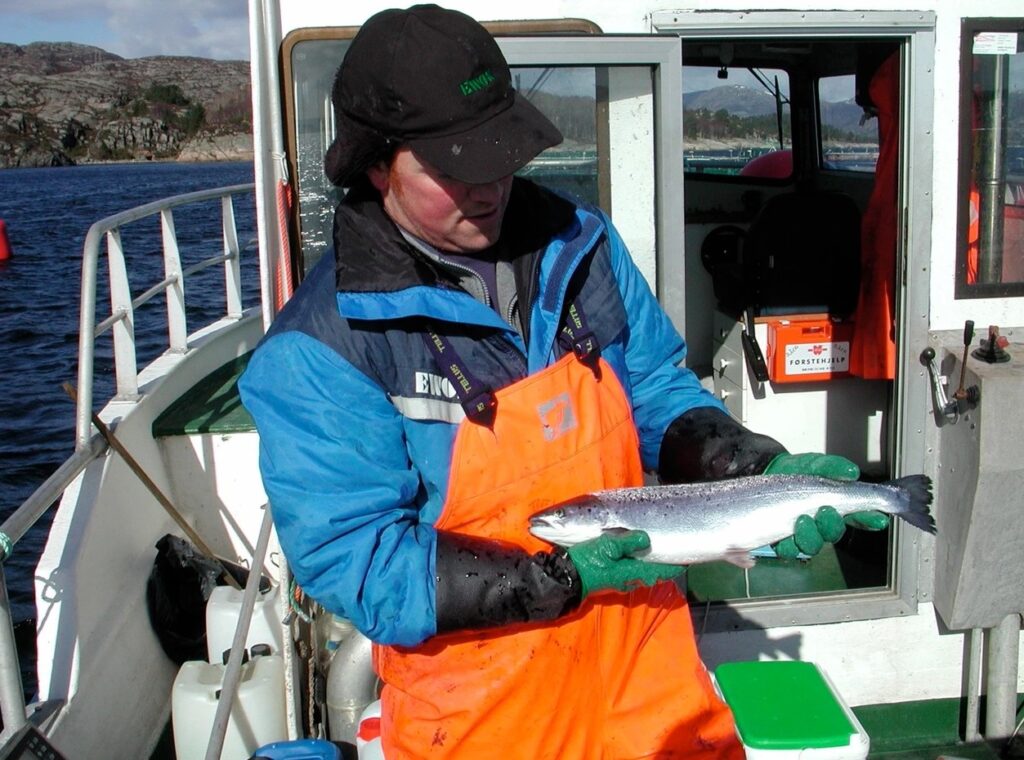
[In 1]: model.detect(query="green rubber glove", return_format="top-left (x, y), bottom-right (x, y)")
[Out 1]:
top-left (566, 531), bottom-right (684, 597)
top-left (763, 453), bottom-right (891, 559)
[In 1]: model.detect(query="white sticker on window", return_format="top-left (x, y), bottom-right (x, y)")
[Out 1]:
top-left (973, 32), bottom-right (1019, 55)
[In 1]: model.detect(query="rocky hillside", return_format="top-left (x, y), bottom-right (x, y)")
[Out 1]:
top-left (0, 42), bottom-right (253, 168)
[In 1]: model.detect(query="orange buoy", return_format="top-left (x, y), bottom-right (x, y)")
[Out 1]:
top-left (0, 219), bottom-right (11, 261)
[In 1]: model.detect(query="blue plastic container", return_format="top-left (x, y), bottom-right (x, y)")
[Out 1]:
top-left (250, 738), bottom-right (342, 759)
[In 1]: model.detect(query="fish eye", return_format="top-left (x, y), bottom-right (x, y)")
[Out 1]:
top-left (554, 509), bottom-right (564, 519)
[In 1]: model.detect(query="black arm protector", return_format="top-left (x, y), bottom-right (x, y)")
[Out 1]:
top-left (434, 531), bottom-right (582, 635)
top-left (657, 406), bottom-right (786, 484)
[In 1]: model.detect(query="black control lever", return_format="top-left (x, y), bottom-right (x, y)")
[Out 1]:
top-left (741, 306), bottom-right (770, 383)
top-left (954, 320), bottom-right (974, 401)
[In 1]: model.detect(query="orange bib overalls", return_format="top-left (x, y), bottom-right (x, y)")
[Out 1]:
top-left (375, 345), bottom-right (741, 759)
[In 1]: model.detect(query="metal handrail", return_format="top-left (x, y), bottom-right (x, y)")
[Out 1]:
top-left (75, 183), bottom-right (257, 450)
top-left (0, 182), bottom-right (258, 744)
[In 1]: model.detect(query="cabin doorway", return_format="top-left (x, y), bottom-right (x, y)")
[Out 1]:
top-left (656, 11), bottom-right (936, 627)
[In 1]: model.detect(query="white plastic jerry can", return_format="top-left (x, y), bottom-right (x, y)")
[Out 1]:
top-left (356, 700), bottom-right (385, 760)
top-left (205, 583), bottom-right (284, 663)
top-left (171, 651), bottom-right (288, 760)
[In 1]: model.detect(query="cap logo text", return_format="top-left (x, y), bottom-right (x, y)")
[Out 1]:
top-left (459, 70), bottom-right (497, 96)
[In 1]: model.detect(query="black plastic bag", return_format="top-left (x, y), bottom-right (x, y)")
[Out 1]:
top-left (145, 534), bottom-right (254, 664)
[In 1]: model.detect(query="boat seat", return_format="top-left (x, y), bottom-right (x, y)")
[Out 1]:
top-left (153, 353), bottom-right (256, 437)
top-left (701, 190), bottom-right (862, 317)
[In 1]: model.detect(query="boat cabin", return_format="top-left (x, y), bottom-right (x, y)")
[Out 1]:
top-left (267, 2), bottom-right (1023, 628)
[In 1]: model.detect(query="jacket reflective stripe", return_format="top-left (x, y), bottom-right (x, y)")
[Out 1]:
top-left (389, 394), bottom-right (466, 424)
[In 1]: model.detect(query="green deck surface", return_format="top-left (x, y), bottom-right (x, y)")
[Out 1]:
top-left (152, 353), bottom-right (255, 437)
top-left (856, 697), bottom-right (1017, 760)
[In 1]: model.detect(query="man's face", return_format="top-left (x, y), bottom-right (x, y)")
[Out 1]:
top-left (368, 147), bottom-right (513, 253)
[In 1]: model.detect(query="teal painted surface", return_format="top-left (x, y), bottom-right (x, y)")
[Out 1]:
top-left (854, 697), bottom-right (1023, 759)
top-left (153, 353), bottom-right (255, 436)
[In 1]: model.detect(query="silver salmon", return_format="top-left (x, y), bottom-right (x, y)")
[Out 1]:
top-left (528, 474), bottom-right (934, 567)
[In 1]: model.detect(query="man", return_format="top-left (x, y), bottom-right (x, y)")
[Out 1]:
top-left (239, 5), bottom-right (887, 757)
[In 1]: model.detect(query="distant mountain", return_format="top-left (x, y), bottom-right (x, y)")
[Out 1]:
top-left (685, 84), bottom-right (780, 118)
top-left (0, 42), bottom-right (253, 168)
top-left (0, 41), bottom-right (123, 74)
top-left (685, 84), bottom-right (877, 139)
top-left (819, 98), bottom-right (877, 139)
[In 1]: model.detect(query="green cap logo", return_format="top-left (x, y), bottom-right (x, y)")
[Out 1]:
top-left (459, 69), bottom-right (497, 96)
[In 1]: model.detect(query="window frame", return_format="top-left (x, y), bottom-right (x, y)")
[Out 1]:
top-left (954, 17), bottom-right (1024, 299)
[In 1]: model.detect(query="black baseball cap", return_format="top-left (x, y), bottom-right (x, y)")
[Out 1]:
top-left (324, 4), bottom-right (563, 187)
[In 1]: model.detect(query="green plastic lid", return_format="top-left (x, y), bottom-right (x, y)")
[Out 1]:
top-left (715, 661), bottom-right (856, 750)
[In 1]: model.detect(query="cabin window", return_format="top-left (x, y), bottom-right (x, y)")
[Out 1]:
top-left (956, 21), bottom-right (1024, 296)
top-left (286, 53), bottom-right (600, 273)
top-left (504, 67), bottom-right (600, 206)
top-left (682, 65), bottom-right (792, 178)
top-left (286, 37), bottom-right (351, 272)
top-left (659, 12), bottom-right (937, 630)
top-left (817, 74), bottom-right (879, 173)
top-left (283, 37), bottom-right (606, 275)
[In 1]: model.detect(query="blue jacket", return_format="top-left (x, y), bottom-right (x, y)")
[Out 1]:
top-left (239, 179), bottom-right (724, 646)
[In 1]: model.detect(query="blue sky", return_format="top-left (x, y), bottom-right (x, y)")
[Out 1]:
top-left (0, 1), bottom-right (250, 60)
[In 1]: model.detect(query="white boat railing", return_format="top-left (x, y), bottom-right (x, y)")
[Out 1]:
top-left (0, 183), bottom-right (258, 745)
top-left (75, 183), bottom-right (257, 450)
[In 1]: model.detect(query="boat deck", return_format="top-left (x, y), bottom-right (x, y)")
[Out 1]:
top-left (857, 698), bottom-right (1018, 760)
top-left (860, 700), bottom-right (966, 753)
top-left (872, 741), bottom-right (1002, 760)
top-left (147, 698), bottom-right (1016, 758)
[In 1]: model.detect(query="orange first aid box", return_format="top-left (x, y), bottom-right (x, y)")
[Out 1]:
top-left (765, 316), bottom-right (852, 383)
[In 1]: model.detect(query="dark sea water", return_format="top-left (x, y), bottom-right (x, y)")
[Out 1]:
top-left (0, 161), bottom-right (258, 639)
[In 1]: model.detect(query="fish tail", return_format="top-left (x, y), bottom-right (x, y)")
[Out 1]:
top-left (885, 475), bottom-right (936, 534)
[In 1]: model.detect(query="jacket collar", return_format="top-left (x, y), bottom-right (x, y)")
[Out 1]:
top-left (332, 177), bottom-right (587, 337)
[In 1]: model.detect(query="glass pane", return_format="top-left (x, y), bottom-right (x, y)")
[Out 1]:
top-left (508, 67), bottom-right (599, 205)
top-left (289, 40), bottom-right (601, 272)
top-left (290, 38), bottom-right (349, 272)
top-left (686, 532), bottom-right (890, 606)
top-left (682, 66), bottom-right (792, 177)
top-left (962, 31), bottom-right (1024, 289)
top-left (818, 74), bottom-right (880, 172)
